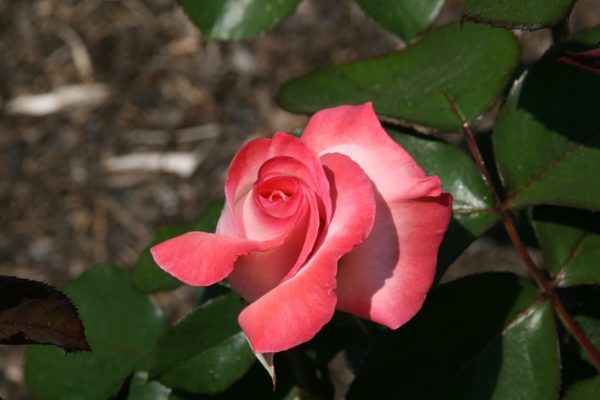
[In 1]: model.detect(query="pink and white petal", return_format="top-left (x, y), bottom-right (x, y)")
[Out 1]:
top-left (235, 156), bottom-right (326, 241)
top-left (257, 156), bottom-right (330, 220)
top-left (254, 176), bottom-right (303, 220)
top-left (215, 202), bottom-right (240, 237)
top-left (280, 188), bottom-right (323, 281)
top-left (225, 138), bottom-right (271, 210)
top-left (225, 133), bottom-right (331, 222)
top-left (150, 232), bottom-right (276, 287)
top-left (336, 193), bottom-right (452, 329)
top-left (263, 134), bottom-right (330, 215)
top-left (228, 224), bottom-right (306, 302)
top-left (237, 188), bottom-right (298, 241)
top-left (229, 186), bottom-right (321, 302)
top-left (238, 153), bottom-right (376, 353)
top-left (301, 102), bottom-right (441, 202)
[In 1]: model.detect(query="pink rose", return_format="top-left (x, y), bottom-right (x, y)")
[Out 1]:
top-left (151, 103), bottom-right (452, 353)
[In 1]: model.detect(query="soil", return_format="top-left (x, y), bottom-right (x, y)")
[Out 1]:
top-left (1, 0), bottom-right (599, 398)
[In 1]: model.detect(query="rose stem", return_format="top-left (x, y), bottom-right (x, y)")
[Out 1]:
top-left (441, 93), bottom-right (600, 373)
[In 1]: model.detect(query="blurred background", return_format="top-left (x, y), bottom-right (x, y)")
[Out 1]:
top-left (1, 0), bottom-right (599, 398)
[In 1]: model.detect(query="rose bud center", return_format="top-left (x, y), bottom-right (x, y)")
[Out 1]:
top-left (254, 175), bottom-right (302, 219)
top-left (257, 176), bottom-right (297, 202)
top-left (267, 190), bottom-right (288, 202)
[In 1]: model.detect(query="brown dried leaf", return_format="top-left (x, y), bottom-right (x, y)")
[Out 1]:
top-left (0, 275), bottom-right (90, 352)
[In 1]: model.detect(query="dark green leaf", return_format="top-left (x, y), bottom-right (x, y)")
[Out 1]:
top-left (348, 273), bottom-right (560, 400)
top-left (563, 286), bottom-right (600, 370)
top-left (128, 372), bottom-right (171, 400)
top-left (152, 294), bottom-right (255, 394)
top-left (559, 332), bottom-right (598, 393)
top-left (0, 276), bottom-right (89, 351)
top-left (131, 201), bottom-right (224, 293)
top-left (26, 267), bottom-right (165, 400)
top-left (168, 362), bottom-right (300, 400)
top-left (178, 0), bottom-right (300, 41)
top-left (433, 300), bottom-right (558, 400)
top-left (563, 377), bottom-right (600, 400)
top-left (464, 0), bottom-right (575, 30)
top-left (160, 332), bottom-right (254, 394)
top-left (279, 22), bottom-right (518, 131)
top-left (355, 0), bottom-right (443, 41)
top-left (389, 129), bottom-right (500, 277)
top-left (533, 206), bottom-right (600, 286)
top-left (494, 28), bottom-right (600, 211)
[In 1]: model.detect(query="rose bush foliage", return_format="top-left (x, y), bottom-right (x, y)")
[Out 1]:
top-left (151, 103), bottom-right (452, 353)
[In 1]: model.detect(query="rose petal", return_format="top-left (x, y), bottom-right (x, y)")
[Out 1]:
top-left (301, 102), bottom-right (452, 328)
top-left (336, 193), bottom-right (452, 329)
top-left (254, 175), bottom-right (302, 219)
top-left (223, 152), bottom-right (334, 300)
top-left (238, 153), bottom-right (376, 353)
top-left (236, 188), bottom-right (299, 242)
top-left (150, 232), bottom-right (276, 286)
top-left (257, 156), bottom-right (329, 218)
top-left (301, 102), bottom-right (442, 202)
top-left (234, 156), bottom-right (327, 242)
top-left (225, 132), bottom-right (331, 224)
top-left (228, 185), bottom-right (321, 302)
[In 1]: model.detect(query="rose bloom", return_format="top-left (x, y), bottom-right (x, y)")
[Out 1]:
top-left (152, 103), bottom-right (452, 353)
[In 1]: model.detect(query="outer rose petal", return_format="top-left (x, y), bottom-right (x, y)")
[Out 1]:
top-left (301, 102), bottom-right (441, 202)
top-left (238, 153), bottom-right (376, 353)
top-left (336, 193), bottom-right (452, 329)
top-left (302, 102), bottom-right (452, 329)
top-left (150, 232), bottom-right (276, 286)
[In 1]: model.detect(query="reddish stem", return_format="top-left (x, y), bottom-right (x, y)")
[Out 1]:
top-left (442, 93), bottom-right (600, 373)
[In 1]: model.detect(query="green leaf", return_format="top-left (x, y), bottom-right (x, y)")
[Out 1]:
top-left (160, 332), bottom-right (254, 394)
top-left (131, 201), bottom-right (224, 293)
top-left (128, 372), bottom-right (171, 400)
top-left (389, 129), bottom-right (500, 277)
top-left (178, 0), bottom-right (300, 41)
top-left (464, 0), bottom-right (575, 30)
top-left (355, 0), bottom-right (444, 41)
top-left (533, 206), bottom-right (600, 286)
top-left (559, 312), bottom-right (598, 393)
top-left (433, 300), bottom-right (559, 400)
top-left (152, 294), bottom-right (255, 394)
top-left (563, 377), bottom-right (600, 400)
top-left (25, 267), bottom-right (165, 400)
top-left (348, 273), bottom-right (560, 400)
top-left (279, 22), bottom-right (518, 131)
top-left (494, 28), bottom-right (600, 211)
top-left (168, 362), bottom-right (300, 400)
top-left (564, 286), bottom-right (600, 369)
